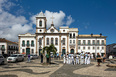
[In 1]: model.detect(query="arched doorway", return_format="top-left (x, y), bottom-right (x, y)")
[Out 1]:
top-left (62, 49), bottom-right (66, 56)
top-left (70, 49), bottom-right (74, 54)
top-left (26, 48), bottom-right (30, 55)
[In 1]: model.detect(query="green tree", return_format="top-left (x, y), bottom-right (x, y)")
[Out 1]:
top-left (43, 44), bottom-right (57, 63)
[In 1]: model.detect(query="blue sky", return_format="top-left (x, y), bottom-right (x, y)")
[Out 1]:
top-left (0, 0), bottom-right (116, 45)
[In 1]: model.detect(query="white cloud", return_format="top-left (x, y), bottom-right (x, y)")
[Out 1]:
top-left (0, 0), bottom-right (32, 41)
top-left (0, 0), bottom-right (74, 42)
top-left (66, 15), bottom-right (74, 26)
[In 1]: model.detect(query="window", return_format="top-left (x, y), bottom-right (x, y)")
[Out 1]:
top-left (73, 33), bottom-right (75, 38)
top-left (93, 47), bottom-right (95, 49)
top-left (92, 40), bottom-right (95, 45)
top-left (102, 47), bottom-right (104, 50)
top-left (31, 40), bottom-right (34, 46)
top-left (83, 47), bottom-right (85, 50)
top-left (97, 47), bottom-right (99, 50)
top-left (88, 47), bottom-right (90, 50)
top-left (39, 38), bottom-right (42, 45)
top-left (40, 30), bottom-right (42, 32)
top-left (22, 49), bottom-right (25, 53)
top-left (39, 20), bottom-right (42, 26)
top-left (27, 41), bottom-right (29, 46)
top-left (55, 38), bottom-right (58, 45)
top-left (63, 38), bottom-right (65, 45)
top-left (51, 38), bottom-right (54, 44)
top-left (63, 30), bottom-right (65, 32)
top-left (97, 40), bottom-right (99, 45)
top-left (70, 33), bottom-right (72, 38)
top-left (73, 40), bottom-right (75, 44)
top-left (78, 40), bottom-right (81, 45)
top-left (47, 38), bottom-right (49, 45)
top-left (31, 49), bottom-right (34, 54)
top-left (70, 40), bottom-right (72, 44)
top-left (102, 40), bottom-right (104, 45)
top-left (78, 47), bottom-right (80, 49)
top-left (22, 40), bottom-right (25, 46)
top-left (83, 40), bottom-right (86, 45)
top-left (88, 40), bottom-right (91, 45)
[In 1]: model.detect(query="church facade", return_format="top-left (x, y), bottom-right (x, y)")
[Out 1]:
top-left (18, 11), bottom-right (107, 56)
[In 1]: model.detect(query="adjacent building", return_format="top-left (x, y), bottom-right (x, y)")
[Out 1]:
top-left (18, 11), bottom-right (107, 56)
top-left (0, 38), bottom-right (18, 55)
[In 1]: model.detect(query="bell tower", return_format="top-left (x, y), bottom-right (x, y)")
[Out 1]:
top-left (36, 11), bottom-right (47, 33)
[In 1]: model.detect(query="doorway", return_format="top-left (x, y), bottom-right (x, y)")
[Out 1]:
top-left (26, 48), bottom-right (30, 55)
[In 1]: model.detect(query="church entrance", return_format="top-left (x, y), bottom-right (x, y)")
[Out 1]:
top-left (26, 48), bottom-right (30, 55)
top-left (62, 49), bottom-right (66, 56)
top-left (70, 49), bottom-right (74, 54)
top-left (39, 49), bottom-right (42, 56)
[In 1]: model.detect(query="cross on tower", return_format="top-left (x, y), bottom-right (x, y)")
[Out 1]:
top-left (50, 15), bottom-right (55, 24)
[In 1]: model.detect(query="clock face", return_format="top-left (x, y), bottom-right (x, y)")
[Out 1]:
top-left (50, 29), bottom-right (54, 33)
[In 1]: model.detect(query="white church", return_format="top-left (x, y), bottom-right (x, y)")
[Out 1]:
top-left (18, 11), bottom-right (107, 56)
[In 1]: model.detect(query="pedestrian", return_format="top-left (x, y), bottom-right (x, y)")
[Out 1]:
top-left (80, 51), bottom-right (84, 64)
top-left (72, 55), bottom-right (74, 65)
top-left (91, 53), bottom-right (93, 60)
top-left (66, 54), bottom-right (69, 64)
top-left (63, 54), bottom-right (66, 64)
top-left (76, 54), bottom-right (79, 64)
top-left (87, 52), bottom-right (90, 64)
top-left (41, 53), bottom-right (43, 63)
top-left (103, 54), bottom-right (106, 63)
top-left (46, 54), bottom-right (49, 63)
top-left (28, 54), bottom-right (30, 62)
top-left (96, 53), bottom-right (101, 66)
top-left (85, 52), bottom-right (88, 64)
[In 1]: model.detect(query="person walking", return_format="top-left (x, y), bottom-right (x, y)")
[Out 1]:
top-left (41, 53), bottom-right (43, 63)
top-left (103, 54), bottom-right (106, 63)
top-left (80, 51), bottom-right (84, 64)
top-left (87, 52), bottom-right (91, 64)
top-left (85, 52), bottom-right (88, 64)
top-left (96, 53), bottom-right (101, 66)
top-left (76, 54), bottom-right (79, 64)
top-left (28, 54), bottom-right (30, 62)
top-left (63, 54), bottom-right (66, 64)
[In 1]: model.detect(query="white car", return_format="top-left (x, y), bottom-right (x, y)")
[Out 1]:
top-left (7, 54), bottom-right (24, 62)
top-left (0, 55), bottom-right (5, 64)
top-left (30, 54), bottom-right (38, 59)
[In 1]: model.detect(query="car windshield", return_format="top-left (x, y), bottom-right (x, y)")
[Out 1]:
top-left (10, 55), bottom-right (17, 57)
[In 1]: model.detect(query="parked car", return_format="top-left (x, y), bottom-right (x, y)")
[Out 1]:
top-left (30, 54), bottom-right (38, 59)
top-left (7, 54), bottom-right (24, 62)
top-left (0, 54), bottom-right (5, 64)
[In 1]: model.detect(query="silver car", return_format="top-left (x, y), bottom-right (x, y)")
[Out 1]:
top-left (30, 54), bottom-right (38, 59)
top-left (0, 55), bottom-right (5, 64)
top-left (7, 54), bottom-right (24, 62)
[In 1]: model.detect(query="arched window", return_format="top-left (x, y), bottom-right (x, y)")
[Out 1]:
top-left (27, 40), bottom-right (29, 46)
top-left (55, 38), bottom-right (58, 45)
top-left (63, 38), bottom-right (65, 45)
top-left (51, 38), bottom-right (54, 44)
top-left (39, 20), bottom-right (42, 26)
top-left (39, 38), bottom-right (42, 45)
top-left (31, 40), bottom-right (34, 46)
top-left (22, 40), bottom-right (25, 46)
top-left (73, 33), bottom-right (75, 38)
top-left (47, 38), bottom-right (49, 45)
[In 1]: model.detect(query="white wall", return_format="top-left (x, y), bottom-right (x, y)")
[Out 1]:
top-left (20, 37), bottom-right (36, 54)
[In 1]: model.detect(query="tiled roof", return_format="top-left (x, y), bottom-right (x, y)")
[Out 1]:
top-left (0, 38), bottom-right (18, 44)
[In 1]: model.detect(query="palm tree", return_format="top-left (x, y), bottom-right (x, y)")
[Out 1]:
top-left (43, 44), bottom-right (57, 63)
